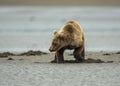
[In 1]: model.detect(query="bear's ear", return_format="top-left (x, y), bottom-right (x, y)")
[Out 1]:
top-left (53, 31), bottom-right (58, 35)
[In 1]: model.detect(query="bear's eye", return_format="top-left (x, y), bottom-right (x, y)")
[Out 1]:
top-left (52, 42), bottom-right (57, 46)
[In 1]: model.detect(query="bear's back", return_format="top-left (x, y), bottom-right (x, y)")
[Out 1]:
top-left (59, 21), bottom-right (83, 35)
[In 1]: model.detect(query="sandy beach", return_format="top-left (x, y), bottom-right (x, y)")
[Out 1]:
top-left (0, 51), bottom-right (120, 86)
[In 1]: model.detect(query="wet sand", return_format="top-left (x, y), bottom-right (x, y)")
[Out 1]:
top-left (0, 51), bottom-right (120, 86)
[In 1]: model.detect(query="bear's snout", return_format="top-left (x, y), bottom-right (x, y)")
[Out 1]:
top-left (49, 48), bottom-right (52, 52)
top-left (49, 47), bottom-right (53, 52)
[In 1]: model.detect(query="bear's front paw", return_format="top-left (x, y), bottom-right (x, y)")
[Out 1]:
top-left (51, 60), bottom-right (57, 63)
top-left (57, 60), bottom-right (64, 63)
top-left (75, 59), bottom-right (85, 63)
top-left (51, 60), bottom-right (65, 63)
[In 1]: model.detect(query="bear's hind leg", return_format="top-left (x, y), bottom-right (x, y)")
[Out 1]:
top-left (73, 47), bottom-right (85, 62)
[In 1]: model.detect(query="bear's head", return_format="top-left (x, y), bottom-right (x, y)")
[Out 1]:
top-left (49, 31), bottom-right (66, 52)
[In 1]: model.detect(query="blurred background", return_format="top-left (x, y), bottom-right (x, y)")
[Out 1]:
top-left (0, 0), bottom-right (120, 52)
top-left (0, 0), bottom-right (120, 6)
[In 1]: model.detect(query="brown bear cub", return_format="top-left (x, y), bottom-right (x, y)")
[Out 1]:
top-left (49, 21), bottom-right (85, 63)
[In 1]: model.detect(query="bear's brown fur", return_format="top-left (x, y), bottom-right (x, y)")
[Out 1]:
top-left (49, 21), bottom-right (85, 63)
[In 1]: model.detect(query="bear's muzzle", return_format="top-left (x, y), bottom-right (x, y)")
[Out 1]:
top-left (49, 47), bottom-right (54, 52)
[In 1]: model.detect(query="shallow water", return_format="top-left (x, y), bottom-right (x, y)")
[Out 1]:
top-left (0, 6), bottom-right (120, 52)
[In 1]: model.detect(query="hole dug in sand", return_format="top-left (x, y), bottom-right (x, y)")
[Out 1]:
top-left (52, 58), bottom-right (113, 63)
